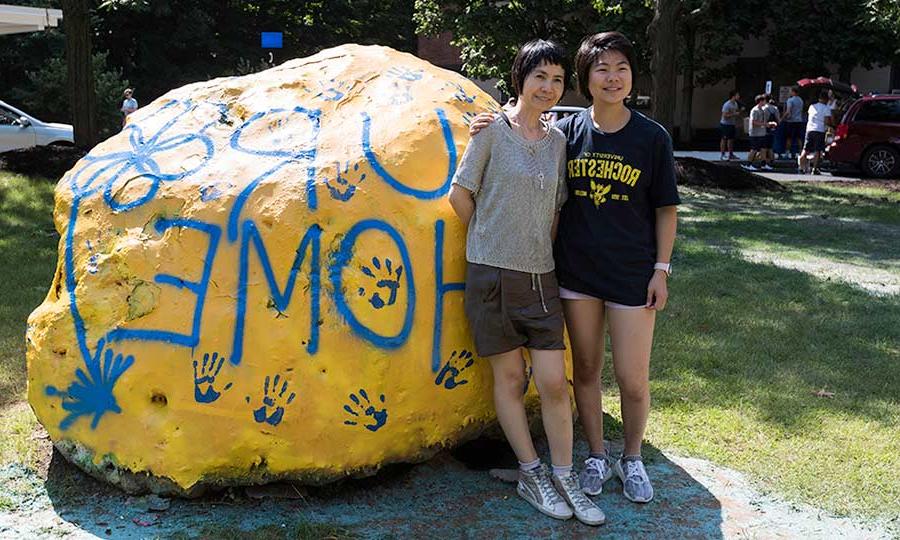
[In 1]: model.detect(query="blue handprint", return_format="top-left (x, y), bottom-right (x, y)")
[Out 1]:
top-left (85, 238), bottom-right (100, 275)
top-left (435, 349), bottom-right (476, 390)
top-left (390, 82), bottom-right (414, 105)
top-left (359, 257), bottom-right (403, 309)
top-left (248, 374), bottom-right (296, 426)
top-left (386, 67), bottom-right (424, 81)
top-left (448, 82), bottom-right (476, 104)
top-left (343, 389), bottom-right (387, 432)
top-left (192, 352), bottom-right (232, 403)
top-left (314, 79), bottom-right (348, 102)
top-left (45, 338), bottom-right (134, 430)
top-left (199, 181), bottom-right (233, 202)
top-left (325, 161), bottom-right (367, 201)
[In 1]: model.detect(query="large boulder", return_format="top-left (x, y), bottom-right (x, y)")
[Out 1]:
top-left (26, 45), bottom-right (564, 495)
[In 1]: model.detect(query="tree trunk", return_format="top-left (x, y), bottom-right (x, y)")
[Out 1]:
top-left (61, 0), bottom-right (98, 148)
top-left (649, 0), bottom-right (680, 135)
top-left (678, 24), bottom-right (696, 144)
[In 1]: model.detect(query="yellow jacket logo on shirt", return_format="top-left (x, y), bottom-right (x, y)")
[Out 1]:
top-left (589, 181), bottom-right (611, 206)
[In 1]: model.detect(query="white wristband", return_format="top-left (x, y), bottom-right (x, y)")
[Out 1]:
top-left (654, 262), bottom-right (671, 276)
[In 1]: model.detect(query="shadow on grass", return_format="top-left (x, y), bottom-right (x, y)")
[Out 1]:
top-left (679, 187), bottom-right (900, 267)
top-left (39, 418), bottom-right (724, 539)
top-left (657, 239), bottom-right (899, 432)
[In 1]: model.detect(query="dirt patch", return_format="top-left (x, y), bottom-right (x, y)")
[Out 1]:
top-left (1, 438), bottom-right (894, 539)
top-left (676, 157), bottom-right (786, 191)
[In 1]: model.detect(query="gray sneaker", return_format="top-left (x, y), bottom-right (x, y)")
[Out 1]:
top-left (552, 471), bottom-right (606, 526)
top-left (517, 465), bottom-right (573, 520)
top-left (613, 456), bottom-right (654, 503)
top-left (580, 455), bottom-right (613, 496)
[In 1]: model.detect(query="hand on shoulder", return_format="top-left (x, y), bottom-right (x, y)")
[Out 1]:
top-left (469, 112), bottom-right (499, 136)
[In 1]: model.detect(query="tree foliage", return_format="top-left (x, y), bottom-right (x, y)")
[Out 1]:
top-left (2, 0), bottom-right (418, 135)
top-left (415, 0), bottom-right (653, 96)
top-left (94, 0), bottom-right (417, 103)
top-left (13, 52), bottom-right (127, 139)
top-left (766, 0), bottom-right (900, 81)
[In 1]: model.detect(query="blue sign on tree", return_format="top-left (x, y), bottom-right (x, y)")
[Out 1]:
top-left (261, 32), bottom-right (283, 49)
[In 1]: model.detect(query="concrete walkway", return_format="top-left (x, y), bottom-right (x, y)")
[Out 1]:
top-left (0, 436), bottom-right (893, 539)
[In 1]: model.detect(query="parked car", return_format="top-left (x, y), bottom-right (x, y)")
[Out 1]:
top-left (0, 99), bottom-right (74, 153)
top-left (826, 94), bottom-right (900, 178)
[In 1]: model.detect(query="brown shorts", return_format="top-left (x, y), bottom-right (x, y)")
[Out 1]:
top-left (464, 263), bottom-right (566, 357)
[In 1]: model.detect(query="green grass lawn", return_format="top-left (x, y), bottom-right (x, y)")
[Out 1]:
top-left (613, 183), bottom-right (900, 521)
top-left (1, 171), bottom-right (898, 524)
top-left (0, 171), bottom-right (58, 406)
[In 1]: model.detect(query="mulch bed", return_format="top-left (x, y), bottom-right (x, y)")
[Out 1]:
top-left (675, 157), bottom-right (786, 191)
top-left (0, 146), bottom-right (86, 180)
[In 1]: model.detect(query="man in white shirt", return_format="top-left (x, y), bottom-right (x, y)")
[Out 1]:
top-left (798, 91), bottom-right (832, 175)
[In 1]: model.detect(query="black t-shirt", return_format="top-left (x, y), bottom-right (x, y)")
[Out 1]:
top-left (554, 108), bottom-right (680, 306)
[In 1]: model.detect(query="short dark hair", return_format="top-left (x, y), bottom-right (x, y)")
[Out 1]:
top-left (574, 32), bottom-right (636, 101)
top-left (729, 89), bottom-right (739, 98)
top-left (791, 86), bottom-right (800, 94)
top-left (819, 90), bottom-right (830, 101)
top-left (510, 39), bottom-right (570, 98)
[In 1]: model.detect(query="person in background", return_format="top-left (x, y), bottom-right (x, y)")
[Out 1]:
top-left (744, 94), bottom-right (769, 171)
top-left (781, 87), bottom-right (804, 159)
top-left (121, 88), bottom-right (138, 127)
top-left (798, 90), bottom-right (832, 175)
top-left (719, 90), bottom-right (741, 160)
top-left (763, 95), bottom-right (780, 169)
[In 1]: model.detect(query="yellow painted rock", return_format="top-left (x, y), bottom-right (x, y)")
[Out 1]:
top-left (26, 44), bottom-right (570, 495)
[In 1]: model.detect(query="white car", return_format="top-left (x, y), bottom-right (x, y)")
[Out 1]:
top-left (0, 99), bottom-right (74, 153)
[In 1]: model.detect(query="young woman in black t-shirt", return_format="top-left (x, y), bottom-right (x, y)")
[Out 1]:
top-left (554, 32), bottom-right (679, 504)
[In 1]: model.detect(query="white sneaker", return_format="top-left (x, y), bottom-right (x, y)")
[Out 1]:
top-left (579, 455), bottom-right (613, 496)
top-left (552, 471), bottom-right (606, 526)
top-left (517, 465), bottom-right (573, 520)
top-left (741, 164), bottom-right (759, 171)
top-left (762, 164), bottom-right (774, 170)
top-left (613, 457), bottom-right (654, 503)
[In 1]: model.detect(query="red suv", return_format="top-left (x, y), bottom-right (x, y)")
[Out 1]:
top-left (826, 94), bottom-right (900, 178)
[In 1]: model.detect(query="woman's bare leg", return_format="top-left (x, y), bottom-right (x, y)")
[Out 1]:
top-left (529, 348), bottom-right (573, 467)
top-left (562, 298), bottom-right (607, 455)
top-left (487, 348), bottom-right (537, 463)
top-left (607, 307), bottom-right (656, 456)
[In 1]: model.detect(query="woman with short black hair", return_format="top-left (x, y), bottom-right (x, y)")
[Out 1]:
top-left (554, 31), bottom-right (679, 505)
top-left (448, 39), bottom-right (605, 527)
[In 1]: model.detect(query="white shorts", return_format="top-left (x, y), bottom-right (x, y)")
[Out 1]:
top-left (559, 287), bottom-right (646, 310)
